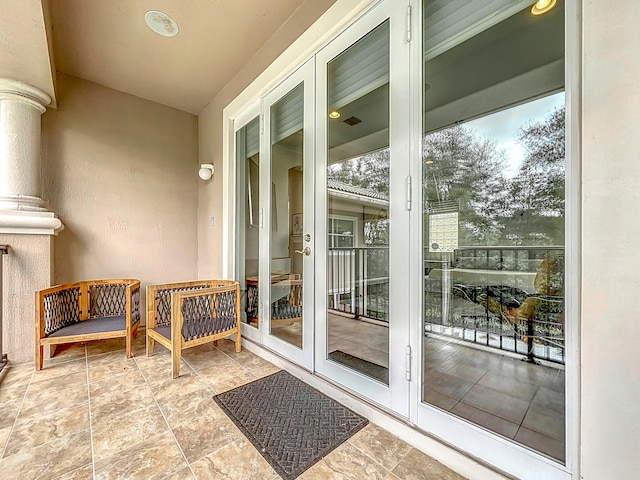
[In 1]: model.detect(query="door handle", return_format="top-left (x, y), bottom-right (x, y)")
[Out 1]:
top-left (295, 247), bottom-right (311, 256)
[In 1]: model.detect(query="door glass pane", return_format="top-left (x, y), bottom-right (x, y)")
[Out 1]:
top-left (236, 117), bottom-right (260, 328)
top-left (327, 21), bottom-right (390, 384)
top-left (422, 1), bottom-right (565, 462)
top-left (270, 83), bottom-right (304, 347)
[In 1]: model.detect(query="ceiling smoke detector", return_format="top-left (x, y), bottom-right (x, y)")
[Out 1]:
top-left (145, 11), bottom-right (179, 37)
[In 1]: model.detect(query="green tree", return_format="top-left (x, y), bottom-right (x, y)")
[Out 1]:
top-left (500, 107), bottom-right (565, 245)
top-left (422, 125), bottom-right (507, 246)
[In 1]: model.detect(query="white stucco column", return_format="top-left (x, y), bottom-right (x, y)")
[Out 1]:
top-left (0, 78), bottom-right (62, 234)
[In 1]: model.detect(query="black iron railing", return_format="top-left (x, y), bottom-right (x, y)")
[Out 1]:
top-left (0, 245), bottom-right (8, 372)
top-left (425, 246), bottom-right (565, 364)
top-left (327, 244), bottom-right (565, 364)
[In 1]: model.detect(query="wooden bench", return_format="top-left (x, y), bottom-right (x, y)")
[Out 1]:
top-left (36, 279), bottom-right (141, 370)
top-left (146, 280), bottom-right (241, 378)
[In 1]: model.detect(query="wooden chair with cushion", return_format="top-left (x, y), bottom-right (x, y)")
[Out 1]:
top-left (146, 280), bottom-right (241, 378)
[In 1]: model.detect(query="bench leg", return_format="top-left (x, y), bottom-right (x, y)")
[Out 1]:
top-left (36, 343), bottom-right (44, 371)
top-left (146, 333), bottom-right (154, 357)
top-left (235, 329), bottom-right (241, 353)
top-left (125, 333), bottom-right (132, 359)
top-left (172, 347), bottom-right (181, 378)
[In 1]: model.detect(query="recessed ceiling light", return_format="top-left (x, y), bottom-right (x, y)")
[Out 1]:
top-left (531, 0), bottom-right (557, 15)
top-left (329, 110), bottom-right (341, 119)
top-left (145, 11), bottom-right (179, 37)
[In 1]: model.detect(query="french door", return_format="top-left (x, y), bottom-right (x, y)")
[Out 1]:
top-left (314, 0), bottom-right (412, 416)
top-left (259, 60), bottom-right (315, 369)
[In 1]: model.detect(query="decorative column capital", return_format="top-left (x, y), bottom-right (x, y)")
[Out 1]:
top-left (0, 78), bottom-right (51, 112)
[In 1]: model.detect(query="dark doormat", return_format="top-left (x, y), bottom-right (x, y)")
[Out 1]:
top-left (328, 350), bottom-right (389, 384)
top-left (213, 370), bottom-right (368, 480)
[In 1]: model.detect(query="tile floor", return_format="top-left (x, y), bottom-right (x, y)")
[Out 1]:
top-left (0, 334), bottom-right (465, 480)
top-left (247, 313), bottom-right (565, 463)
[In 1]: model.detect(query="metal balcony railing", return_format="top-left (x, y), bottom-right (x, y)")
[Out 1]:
top-left (0, 245), bottom-right (9, 372)
top-left (327, 245), bottom-right (565, 364)
top-left (327, 247), bottom-right (389, 322)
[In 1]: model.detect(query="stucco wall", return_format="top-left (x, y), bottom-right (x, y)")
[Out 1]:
top-left (197, 0), bottom-right (337, 279)
top-left (42, 74), bottom-right (199, 324)
top-left (0, 235), bottom-right (52, 364)
top-left (581, 0), bottom-right (640, 478)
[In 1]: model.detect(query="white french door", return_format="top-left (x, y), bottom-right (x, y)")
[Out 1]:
top-left (259, 60), bottom-right (315, 369)
top-left (314, 0), bottom-right (412, 416)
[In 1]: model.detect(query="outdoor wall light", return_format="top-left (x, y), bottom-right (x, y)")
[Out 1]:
top-left (531, 0), bottom-right (556, 15)
top-left (198, 164), bottom-right (215, 181)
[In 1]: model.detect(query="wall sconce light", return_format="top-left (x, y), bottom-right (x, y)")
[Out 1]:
top-left (198, 164), bottom-right (215, 181)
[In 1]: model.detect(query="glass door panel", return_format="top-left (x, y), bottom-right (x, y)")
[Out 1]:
top-left (315, 0), bottom-right (411, 416)
top-left (326, 21), bottom-right (390, 383)
top-left (235, 115), bottom-right (260, 337)
top-left (262, 60), bottom-right (314, 369)
top-left (417, 1), bottom-right (569, 478)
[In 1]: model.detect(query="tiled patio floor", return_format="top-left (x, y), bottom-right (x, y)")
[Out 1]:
top-left (0, 335), bottom-right (465, 480)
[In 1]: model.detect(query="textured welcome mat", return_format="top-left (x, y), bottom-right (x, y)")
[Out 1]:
top-left (328, 350), bottom-right (389, 384)
top-left (213, 370), bottom-right (368, 480)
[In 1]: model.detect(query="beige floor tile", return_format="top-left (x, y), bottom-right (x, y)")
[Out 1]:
top-left (5, 403), bottom-right (90, 456)
top-left (0, 364), bottom-right (34, 389)
top-left (298, 442), bottom-right (389, 480)
top-left (163, 466), bottom-right (196, 480)
top-left (53, 463), bottom-right (93, 480)
top-left (251, 364), bottom-right (281, 379)
top-left (0, 383), bottom-right (27, 429)
top-left (392, 448), bottom-right (466, 480)
top-left (90, 382), bottom-right (156, 423)
top-left (92, 404), bottom-right (169, 461)
top-left (89, 367), bottom-right (145, 397)
top-left (171, 414), bottom-right (242, 463)
top-left (19, 383), bottom-right (88, 419)
top-left (190, 437), bottom-right (277, 480)
top-left (0, 429), bottom-right (92, 480)
top-left (196, 360), bottom-right (252, 384)
top-left (94, 432), bottom-right (188, 480)
top-left (88, 353), bottom-right (140, 382)
top-left (0, 425), bottom-right (12, 455)
top-left (209, 371), bottom-right (257, 393)
top-left (146, 369), bottom-right (210, 403)
top-left (31, 357), bottom-right (87, 385)
top-left (158, 387), bottom-right (225, 428)
top-left (349, 424), bottom-right (412, 471)
top-left (31, 363), bottom-right (87, 388)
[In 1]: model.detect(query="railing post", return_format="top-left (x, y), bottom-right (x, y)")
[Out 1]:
top-left (525, 317), bottom-right (537, 364)
top-left (0, 245), bottom-right (9, 371)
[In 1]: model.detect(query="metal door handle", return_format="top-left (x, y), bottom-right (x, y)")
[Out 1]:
top-left (295, 247), bottom-right (311, 256)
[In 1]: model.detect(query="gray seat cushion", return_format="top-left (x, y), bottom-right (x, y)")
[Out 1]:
top-left (47, 315), bottom-right (126, 338)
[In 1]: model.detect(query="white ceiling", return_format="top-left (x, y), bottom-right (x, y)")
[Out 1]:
top-left (48, 0), bottom-right (336, 114)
